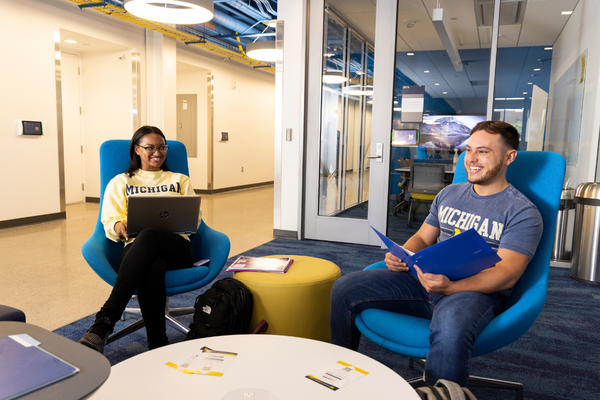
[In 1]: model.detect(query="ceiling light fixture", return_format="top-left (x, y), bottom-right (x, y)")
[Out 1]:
top-left (544, 47), bottom-right (553, 50)
top-left (435, 83), bottom-right (440, 86)
top-left (322, 70), bottom-right (348, 84)
top-left (432, 8), bottom-right (463, 72)
top-left (342, 85), bottom-right (374, 96)
top-left (443, 92), bottom-right (447, 94)
top-left (246, 41), bottom-right (281, 63)
top-left (527, 82), bottom-right (533, 85)
top-left (561, 11), bottom-right (573, 15)
top-left (534, 68), bottom-right (541, 71)
top-left (64, 39), bottom-right (77, 44)
top-left (523, 92), bottom-right (528, 94)
top-left (424, 70), bottom-right (430, 73)
top-left (124, 0), bottom-right (214, 24)
top-left (407, 52), bottom-right (414, 56)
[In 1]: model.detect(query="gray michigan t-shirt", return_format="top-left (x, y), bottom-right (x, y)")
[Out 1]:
top-left (424, 182), bottom-right (543, 261)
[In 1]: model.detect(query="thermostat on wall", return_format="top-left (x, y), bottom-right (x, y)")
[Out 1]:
top-left (17, 120), bottom-right (43, 136)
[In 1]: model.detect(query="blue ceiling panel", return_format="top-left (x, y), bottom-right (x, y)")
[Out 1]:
top-left (395, 46), bottom-right (552, 105)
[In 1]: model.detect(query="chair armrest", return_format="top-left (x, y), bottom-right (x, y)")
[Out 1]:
top-left (191, 221), bottom-right (231, 286)
top-left (81, 234), bottom-right (122, 287)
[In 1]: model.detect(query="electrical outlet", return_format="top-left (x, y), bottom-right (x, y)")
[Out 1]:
top-left (243, 393), bottom-right (254, 398)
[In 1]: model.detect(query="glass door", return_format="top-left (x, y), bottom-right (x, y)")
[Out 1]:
top-left (304, 0), bottom-right (397, 245)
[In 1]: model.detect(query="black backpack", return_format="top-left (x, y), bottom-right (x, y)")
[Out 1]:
top-left (186, 278), bottom-right (253, 340)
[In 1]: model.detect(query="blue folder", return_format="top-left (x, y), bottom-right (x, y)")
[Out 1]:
top-left (371, 226), bottom-right (502, 281)
top-left (0, 334), bottom-right (79, 400)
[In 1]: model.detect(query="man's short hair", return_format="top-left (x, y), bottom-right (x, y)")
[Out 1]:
top-left (470, 120), bottom-right (520, 150)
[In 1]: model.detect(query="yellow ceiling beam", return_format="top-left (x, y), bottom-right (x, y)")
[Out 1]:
top-left (68, 0), bottom-right (275, 73)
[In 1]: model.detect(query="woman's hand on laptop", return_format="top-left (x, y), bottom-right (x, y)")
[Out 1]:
top-left (115, 221), bottom-right (129, 241)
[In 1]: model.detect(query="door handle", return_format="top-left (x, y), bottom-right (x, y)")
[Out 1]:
top-left (367, 143), bottom-right (384, 163)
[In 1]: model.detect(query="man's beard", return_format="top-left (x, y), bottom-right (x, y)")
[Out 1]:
top-left (466, 160), bottom-right (504, 185)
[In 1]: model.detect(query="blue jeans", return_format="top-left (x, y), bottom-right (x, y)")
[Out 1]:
top-left (330, 268), bottom-right (507, 386)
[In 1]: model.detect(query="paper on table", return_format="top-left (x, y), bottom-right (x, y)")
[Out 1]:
top-left (306, 360), bottom-right (369, 391)
top-left (165, 346), bottom-right (237, 376)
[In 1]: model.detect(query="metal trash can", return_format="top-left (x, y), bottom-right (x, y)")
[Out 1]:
top-left (570, 183), bottom-right (600, 285)
top-left (552, 189), bottom-right (575, 261)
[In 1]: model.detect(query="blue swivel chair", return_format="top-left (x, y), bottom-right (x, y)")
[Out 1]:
top-left (355, 151), bottom-right (565, 399)
top-left (81, 140), bottom-right (230, 344)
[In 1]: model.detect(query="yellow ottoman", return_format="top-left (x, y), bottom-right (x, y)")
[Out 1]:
top-left (233, 255), bottom-right (341, 342)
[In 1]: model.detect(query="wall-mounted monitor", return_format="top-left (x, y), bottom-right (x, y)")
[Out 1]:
top-left (18, 120), bottom-right (43, 136)
top-left (392, 129), bottom-right (418, 146)
top-left (419, 115), bottom-right (485, 151)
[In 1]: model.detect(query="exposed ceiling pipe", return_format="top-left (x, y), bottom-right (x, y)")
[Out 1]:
top-left (227, 1), bottom-right (270, 22)
top-left (204, 8), bottom-right (264, 39)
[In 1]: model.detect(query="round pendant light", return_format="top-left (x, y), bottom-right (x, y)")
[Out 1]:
top-left (124, 0), bottom-right (214, 25)
top-left (342, 85), bottom-right (374, 96)
top-left (246, 41), bottom-right (282, 63)
top-left (322, 70), bottom-right (348, 84)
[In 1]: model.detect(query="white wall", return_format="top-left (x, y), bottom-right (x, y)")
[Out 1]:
top-left (0, 0), bottom-right (277, 224)
top-left (0, 2), bottom-right (60, 220)
top-left (549, 0), bottom-right (600, 186)
top-left (81, 50), bottom-right (135, 198)
top-left (0, 0), bottom-right (145, 220)
top-left (276, 0), bottom-right (308, 235)
top-left (177, 64), bottom-right (210, 190)
top-left (177, 44), bottom-right (275, 190)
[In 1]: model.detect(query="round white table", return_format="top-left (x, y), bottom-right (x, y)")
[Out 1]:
top-left (90, 334), bottom-right (419, 399)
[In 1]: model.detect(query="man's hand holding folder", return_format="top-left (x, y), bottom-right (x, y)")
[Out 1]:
top-left (372, 226), bottom-right (502, 282)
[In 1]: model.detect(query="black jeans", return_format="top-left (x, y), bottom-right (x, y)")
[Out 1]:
top-left (101, 229), bottom-right (194, 347)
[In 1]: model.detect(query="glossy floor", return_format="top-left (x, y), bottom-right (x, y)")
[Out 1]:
top-left (0, 186), bottom-right (274, 331)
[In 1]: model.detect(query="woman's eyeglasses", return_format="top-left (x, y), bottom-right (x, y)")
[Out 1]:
top-left (137, 145), bottom-right (169, 153)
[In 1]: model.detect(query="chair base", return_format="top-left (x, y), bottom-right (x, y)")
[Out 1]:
top-left (106, 297), bottom-right (194, 345)
top-left (407, 358), bottom-right (524, 400)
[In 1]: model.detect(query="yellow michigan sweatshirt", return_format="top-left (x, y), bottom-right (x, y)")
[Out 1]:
top-left (101, 169), bottom-right (202, 245)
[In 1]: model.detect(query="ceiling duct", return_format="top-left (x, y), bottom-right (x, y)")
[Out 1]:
top-left (475, 0), bottom-right (528, 27)
top-left (432, 8), bottom-right (463, 72)
top-left (69, 0), bottom-right (275, 73)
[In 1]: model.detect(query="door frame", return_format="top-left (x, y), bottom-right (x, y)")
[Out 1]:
top-left (303, 0), bottom-right (398, 245)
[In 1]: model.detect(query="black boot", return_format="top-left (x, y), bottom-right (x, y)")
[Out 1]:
top-left (78, 313), bottom-right (115, 353)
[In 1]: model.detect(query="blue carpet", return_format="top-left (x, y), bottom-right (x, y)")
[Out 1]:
top-left (55, 238), bottom-right (600, 399)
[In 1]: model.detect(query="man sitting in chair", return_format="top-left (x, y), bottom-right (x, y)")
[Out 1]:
top-left (330, 121), bottom-right (543, 386)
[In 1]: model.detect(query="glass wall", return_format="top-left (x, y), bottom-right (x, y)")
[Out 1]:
top-left (318, 7), bottom-right (374, 218)
top-left (387, 2), bottom-right (493, 243)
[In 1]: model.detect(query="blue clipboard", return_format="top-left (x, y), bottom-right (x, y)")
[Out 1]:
top-left (0, 334), bottom-right (79, 400)
top-left (371, 226), bottom-right (502, 281)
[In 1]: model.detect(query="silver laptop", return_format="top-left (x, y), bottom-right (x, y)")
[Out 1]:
top-left (126, 195), bottom-right (201, 236)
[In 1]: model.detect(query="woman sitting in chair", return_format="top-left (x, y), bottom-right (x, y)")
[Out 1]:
top-left (79, 126), bottom-right (201, 353)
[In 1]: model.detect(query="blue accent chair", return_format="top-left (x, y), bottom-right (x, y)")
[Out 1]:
top-left (355, 151), bottom-right (565, 399)
top-left (81, 140), bottom-right (230, 344)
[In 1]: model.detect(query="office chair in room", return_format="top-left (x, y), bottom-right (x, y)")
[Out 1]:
top-left (393, 158), bottom-right (411, 216)
top-left (81, 140), bottom-right (231, 344)
top-left (406, 163), bottom-right (446, 227)
top-left (354, 151), bottom-right (565, 399)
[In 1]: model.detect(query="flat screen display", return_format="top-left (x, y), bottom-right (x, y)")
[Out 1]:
top-left (22, 121), bottom-right (43, 135)
top-left (419, 115), bottom-right (485, 151)
top-left (392, 129), bottom-right (418, 146)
